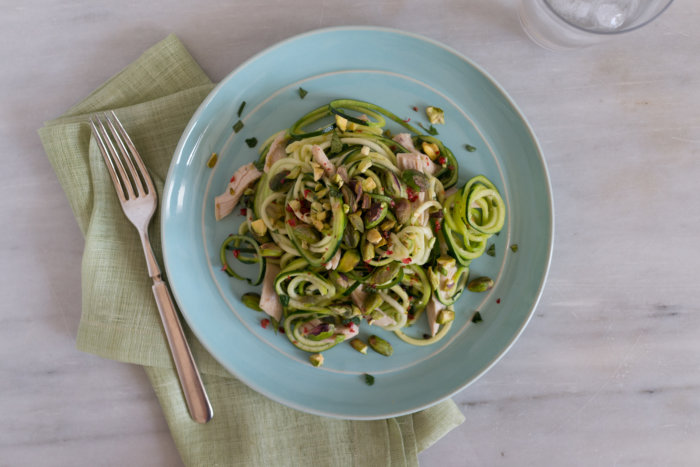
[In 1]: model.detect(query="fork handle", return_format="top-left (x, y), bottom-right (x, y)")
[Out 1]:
top-left (152, 279), bottom-right (213, 424)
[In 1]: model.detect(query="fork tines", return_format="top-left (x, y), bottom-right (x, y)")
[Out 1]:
top-left (89, 111), bottom-right (154, 202)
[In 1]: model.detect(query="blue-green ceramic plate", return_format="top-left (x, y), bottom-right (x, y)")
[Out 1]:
top-left (162, 26), bottom-right (553, 419)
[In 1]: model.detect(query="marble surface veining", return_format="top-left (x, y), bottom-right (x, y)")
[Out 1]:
top-left (2, 1), bottom-right (699, 465)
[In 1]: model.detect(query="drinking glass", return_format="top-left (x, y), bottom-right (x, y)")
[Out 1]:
top-left (519, 0), bottom-right (675, 50)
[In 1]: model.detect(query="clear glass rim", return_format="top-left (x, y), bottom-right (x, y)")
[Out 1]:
top-left (542, 0), bottom-right (675, 36)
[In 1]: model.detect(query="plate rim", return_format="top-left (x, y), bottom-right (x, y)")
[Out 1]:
top-left (162, 25), bottom-right (555, 419)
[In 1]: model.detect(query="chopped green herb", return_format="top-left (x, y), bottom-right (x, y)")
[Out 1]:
top-left (245, 137), bottom-right (258, 148)
top-left (510, 244), bottom-right (519, 253)
top-left (329, 131), bottom-right (343, 154)
top-left (465, 144), bottom-right (477, 152)
top-left (237, 101), bottom-right (246, 118)
top-left (279, 294), bottom-right (290, 307)
top-left (207, 152), bottom-right (218, 168)
top-left (363, 373), bottom-right (375, 386)
top-left (298, 87), bottom-right (308, 99)
top-left (472, 311), bottom-right (483, 323)
top-left (270, 317), bottom-right (280, 335)
top-left (233, 120), bottom-right (244, 133)
top-left (486, 244), bottom-right (496, 257)
top-left (418, 122), bottom-right (439, 135)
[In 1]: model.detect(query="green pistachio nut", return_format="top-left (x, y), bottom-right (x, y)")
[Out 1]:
top-left (337, 249), bottom-right (361, 273)
top-left (368, 335), bottom-right (393, 357)
top-left (309, 353), bottom-right (324, 367)
top-left (350, 339), bottom-right (368, 354)
top-left (467, 276), bottom-right (494, 293)
top-left (242, 293), bottom-right (262, 311)
top-left (436, 309), bottom-right (455, 324)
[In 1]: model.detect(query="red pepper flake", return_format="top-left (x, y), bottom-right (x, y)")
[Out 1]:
top-left (230, 175), bottom-right (236, 182)
top-left (240, 208), bottom-right (247, 216)
top-left (261, 319), bottom-right (270, 329)
top-left (220, 265), bottom-right (227, 271)
top-left (390, 200), bottom-right (395, 207)
top-left (448, 165), bottom-right (455, 171)
top-left (278, 327), bottom-right (285, 334)
top-left (303, 189), bottom-right (311, 198)
top-left (402, 258), bottom-right (412, 264)
top-left (285, 204), bottom-right (293, 213)
top-left (390, 145), bottom-right (397, 152)
top-left (386, 266), bottom-right (391, 271)
top-left (232, 249), bottom-right (240, 258)
top-left (412, 106), bottom-right (418, 112)
top-left (287, 219), bottom-right (297, 227)
top-left (403, 117), bottom-right (411, 123)
top-left (438, 156), bottom-right (446, 165)
top-left (408, 313), bottom-right (414, 320)
top-left (496, 298), bottom-right (501, 304)
top-left (386, 250), bottom-right (393, 255)
top-left (435, 222), bottom-right (442, 232)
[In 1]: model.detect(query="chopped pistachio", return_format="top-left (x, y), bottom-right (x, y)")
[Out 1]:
top-left (350, 339), bottom-right (368, 354)
top-left (335, 114), bottom-right (348, 131)
top-left (309, 353), bottom-right (324, 367)
top-left (421, 142), bottom-right (440, 160)
top-left (363, 293), bottom-right (383, 313)
top-left (337, 250), bottom-right (361, 273)
top-left (366, 228), bottom-right (382, 244)
top-left (436, 309), bottom-right (455, 324)
top-left (360, 145), bottom-right (371, 156)
top-left (311, 162), bottom-right (324, 181)
top-left (436, 256), bottom-right (456, 270)
top-left (332, 173), bottom-right (344, 187)
top-left (368, 335), bottom-right (393, 357)
top-left (375, 238), bottom-right (387, 248)
top-left (361, 177), bottom-right (377, 192)
top-left (242, 293), bottom-right (262, 311)
top-left (342, 203), bottom-right (350, 214)
top-left (312, 219), bottom-right (325, 232)
top-left (348, 212), bottom-right (365, 233)
top-left (426, 106), bottom-right (445, 124)
top-left (358, 159), bottom-right (372, 173)
top-left (362, 242), bottom-right (375, 262)
top-left (250, 219), bottom-right (267, 237)
top-left (467, 277), bottom-right (494, 293)
top-left (207, 152), bottom-right (218, 168)
top-left (288, 199), bottom-right (301, 212)
top-left (311, 201), bottom-right (323, 212)
top-left (380, 218), bottom-right (396, 231)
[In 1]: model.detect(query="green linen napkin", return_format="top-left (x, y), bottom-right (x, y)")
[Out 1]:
top-left (38, 34), bottom-right (465, 467)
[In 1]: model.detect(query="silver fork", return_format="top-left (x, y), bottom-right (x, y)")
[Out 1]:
top-left (90, 111), bottom-right (213, 424)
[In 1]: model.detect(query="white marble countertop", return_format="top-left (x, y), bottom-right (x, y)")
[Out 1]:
top-left (3, 1), bottom-right (699, 465)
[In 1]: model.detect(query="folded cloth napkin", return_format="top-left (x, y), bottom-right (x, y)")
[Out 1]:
top-left (38, 34), bottom-right (465, 467)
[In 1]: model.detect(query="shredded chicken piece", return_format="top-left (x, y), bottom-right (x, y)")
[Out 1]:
top-left (396, 152), bottom-right (439, 176)
top-left (325, 249), bottom-right (342, 270)
top-left (311, 145), bottom-right (335, 177)
top-left (214, 163), bottom-right (261, 221)
top-left (392, 133), bottom-right (418, 153)
top-left (426, 297), bottom-right (444, 337)
top-left (259, 262), bottom-right (282, 321)
top-left (263, 132), bottom-right (288, 173)
top-left (393, 133), bottom-right (439, 175)
top-left (350, 285), bottom-right (368, 311)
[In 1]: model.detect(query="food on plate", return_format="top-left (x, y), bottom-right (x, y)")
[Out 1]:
top-left (216, 99), bottom-right (505, 361)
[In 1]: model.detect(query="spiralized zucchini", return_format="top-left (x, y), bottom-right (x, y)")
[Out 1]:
top-left (217, 99), bottom-right (506, 359)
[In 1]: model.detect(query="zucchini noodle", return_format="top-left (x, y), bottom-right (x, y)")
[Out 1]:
top-left (216, 99), bottom-right (507, 362)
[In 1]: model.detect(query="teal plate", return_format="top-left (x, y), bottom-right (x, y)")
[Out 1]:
top-left (162, 26), bottom-right (553, 420)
